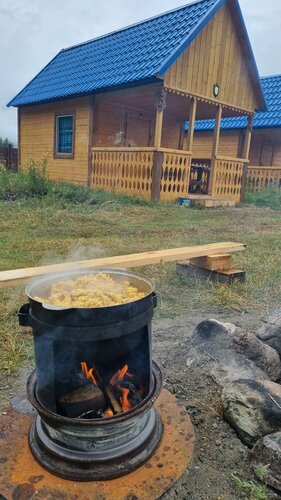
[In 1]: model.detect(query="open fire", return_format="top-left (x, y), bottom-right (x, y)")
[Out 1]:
top-left (80, 361), bottom-right (141, 416)
top-left (58, 361), bottom-right (143, 419)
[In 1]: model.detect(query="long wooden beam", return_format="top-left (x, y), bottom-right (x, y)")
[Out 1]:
top-left (0, 242), bottom-right (246, 289)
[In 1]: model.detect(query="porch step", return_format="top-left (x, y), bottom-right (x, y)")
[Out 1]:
top-left (186, 195), bottom-right (237, 208)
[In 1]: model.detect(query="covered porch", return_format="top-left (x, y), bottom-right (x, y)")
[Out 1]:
top-left (90, 84), bottom-right (253, 202)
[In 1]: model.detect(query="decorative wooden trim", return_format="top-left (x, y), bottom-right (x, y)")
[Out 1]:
top-left (17, 108), bottom-right (21, 168)
top-left (53, 111), bottom-right (76, 160)
top-left (151, 151), bottom-right (164, 200)
top-left (186, 97), bottom-right (197, 152)
top-left (164, 85), bottom-right (255, 115)
top-left (87, 95), bottom-right (95, 187)
top-left (154, 91), bottom-right (166, 150)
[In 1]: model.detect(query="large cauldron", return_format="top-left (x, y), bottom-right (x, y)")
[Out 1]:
top-left (19, 269), bottom-right (157, 413)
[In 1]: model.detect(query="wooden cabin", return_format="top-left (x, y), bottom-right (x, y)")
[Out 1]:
top-left (9, 0), bottom-right (266, 203)
top-left (194, 75), bottom-right (281, 190)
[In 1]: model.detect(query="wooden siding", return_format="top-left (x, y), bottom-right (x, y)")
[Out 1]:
top-left (164, 3), bottom-right (259, 113)
top-left (193, 131), bottom-right (240, 158)
top-left (20, 96), bottom-right (91, 184)
top-left (249, 133), bottom-right (281, 167)
top-left (273, 144), bottom-right (281, 166)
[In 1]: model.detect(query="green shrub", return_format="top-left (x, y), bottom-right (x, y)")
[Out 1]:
top-left (244, 188), bottom-right (281, 210)
top-left (0, 155), bottom-right (49, 199)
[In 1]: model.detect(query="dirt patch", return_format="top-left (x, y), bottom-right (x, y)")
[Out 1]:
top-left (0, 308), bottom-right (279, 499)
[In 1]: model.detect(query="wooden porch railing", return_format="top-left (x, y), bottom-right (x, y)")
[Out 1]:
top-left (91, 147), bottom-right (192, 201)
top-left (159, 149), bottom-right (192, 201)
top-left (91, 147), bottom-right (155, 199)
top-left (212, 156), bottom-right (246, 201)
top-left (247, 166), bottom-right (281, 191)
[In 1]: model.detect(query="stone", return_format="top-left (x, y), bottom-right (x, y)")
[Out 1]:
top-left (251, 432), bottom-right (281, 492)
top-left (230, 328), bottom-right (281, 381)
top-left (256, 306), bottom-right (281, 358)
top-left (222, 379), bottom-right (281, 447)
top-left (190, 319), bottom-right (281, 385)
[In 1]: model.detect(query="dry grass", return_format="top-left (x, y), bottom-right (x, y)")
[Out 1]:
top-left (0, 190), bottom-right (281, 372)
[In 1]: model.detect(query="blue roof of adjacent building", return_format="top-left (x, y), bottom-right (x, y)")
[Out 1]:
top-left (8, 0), bottom-right (264, 108)
top-left (195, 75), bottom-right (281, 131)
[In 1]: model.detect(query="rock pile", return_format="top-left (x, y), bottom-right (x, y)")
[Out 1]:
top-left (190, 309), bottom-right (281, 493)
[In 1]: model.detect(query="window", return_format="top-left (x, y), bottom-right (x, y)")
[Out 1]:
top-left (55, 114), bottom-right (75, 157)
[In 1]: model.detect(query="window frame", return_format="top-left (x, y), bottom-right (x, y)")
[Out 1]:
top-left (54, 112), bottom-right (75, 159)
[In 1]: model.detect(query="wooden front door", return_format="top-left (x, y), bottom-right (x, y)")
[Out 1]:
top-left (125, 113), bottom-right (153, 147)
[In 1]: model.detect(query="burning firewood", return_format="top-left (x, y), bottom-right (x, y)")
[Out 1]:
top-left (104, 384), bottom-right (122, 414)
top-left (59, 383), bottom-right (106, 418)
top-left (82, 361), bottom-right (122, 415)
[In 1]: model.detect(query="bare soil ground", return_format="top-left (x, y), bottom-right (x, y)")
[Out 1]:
top-left (1, 308), bottom-right (279, 500)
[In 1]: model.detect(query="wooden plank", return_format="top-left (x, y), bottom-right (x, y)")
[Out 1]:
top-left (0, 242), bottom-right (246, 289)
top-left (189, 253), bottom-right (232, 271)
top-left (176, 262), bottom-right (246, 284)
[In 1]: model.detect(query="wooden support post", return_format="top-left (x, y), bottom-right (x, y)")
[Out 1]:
top-left (151, 151), bottom-right (164, 200)
top-left (208, 105), bottom-right (222, 196)
top-left (186, 97), bottom-right (197, 152)
top-left (154, 89), bottom-right (167, 150)
top-left (240, 114), bottom-right (253, 201)
top-left (242, 114), bottom-right (253, 161)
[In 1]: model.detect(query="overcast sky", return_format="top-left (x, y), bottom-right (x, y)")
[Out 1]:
top-left (1, 0), bottom-right (280, 144)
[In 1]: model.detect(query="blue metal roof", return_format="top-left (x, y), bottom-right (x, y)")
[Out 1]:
top-left (9, 0), bottom-right (223, 107)
top-left (195, 75), bottom-right (281, 131)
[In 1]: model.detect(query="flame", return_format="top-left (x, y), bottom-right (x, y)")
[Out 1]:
top-left (80, 361), bottom-right (136, 415)
top-left (81, 361), bottom-right (98, 385)
top-left (104, 408), bottom-right (114, 417)
top-left (109, 364), bottom-right (129, 385)
top-left (117, 385), bottom-right (133, 412)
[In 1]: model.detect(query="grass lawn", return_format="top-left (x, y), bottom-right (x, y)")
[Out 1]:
top-left (0, 186), bottom-right (281, 372)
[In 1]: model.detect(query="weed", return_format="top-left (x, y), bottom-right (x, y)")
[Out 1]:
top-left (231, 473), bottom-right (268, 500)
top-left (245, 188), bottom-right (281, 210)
